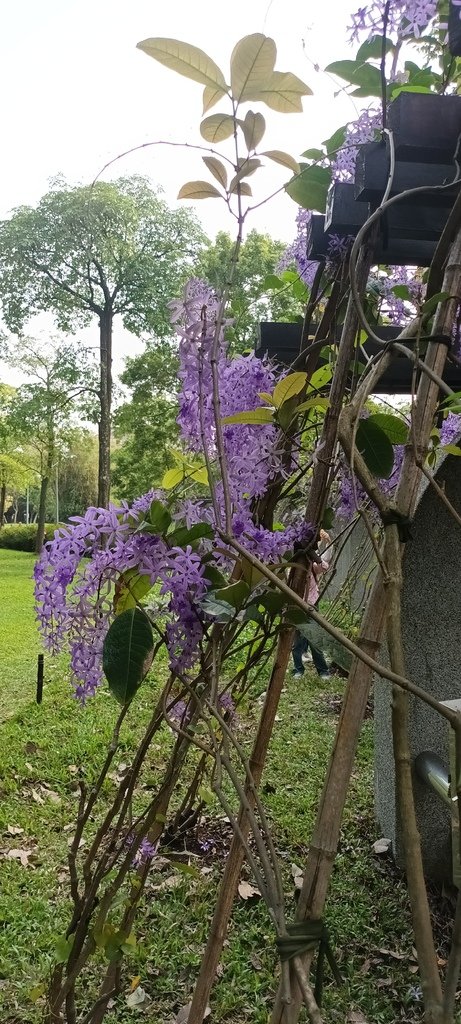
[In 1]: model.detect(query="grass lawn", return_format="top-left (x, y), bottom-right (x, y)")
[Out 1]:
top-left (0, 550), bottom-right (43, 721)
top-left (0, 550), bottom-right (457, 1023)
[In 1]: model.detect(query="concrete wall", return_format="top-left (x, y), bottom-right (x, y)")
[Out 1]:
top-left (374, 454), bottom-right (461, 883)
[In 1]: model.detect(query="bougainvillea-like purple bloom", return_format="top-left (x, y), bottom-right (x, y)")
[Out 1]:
top-left (332, 108), bottom-right (382, 183)
top-left (440, 413), bottom-right (461, 447)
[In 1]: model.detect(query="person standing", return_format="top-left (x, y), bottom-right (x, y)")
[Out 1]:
top-left (292, 530), bottom-right (331, 679)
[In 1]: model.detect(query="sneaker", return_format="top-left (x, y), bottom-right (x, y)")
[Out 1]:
top-left (292, 670), bottom-right (304, 679)
top-left (319, 672), bottom-right (331, 679)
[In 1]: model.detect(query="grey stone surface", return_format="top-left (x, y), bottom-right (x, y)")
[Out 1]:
top-left (374, 453), bottom-right (461, 883)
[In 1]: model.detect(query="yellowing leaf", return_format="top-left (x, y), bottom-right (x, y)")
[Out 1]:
top-left (273, 372), bottom-right (307, 408)
top-left (228, 181), bottom-right (252, 197)
top-left (137, 38), bottom-right (227, 92)
top-left (257, 391), bottom-right (275, 405)
top-left (240, 110), bottom-right (266, 150)
top-left (249, 71), bottom-right (312, 112)
top-left (202, 156), bottom-right (228, 189)
top-left (202, 83), bottom-right (228, 114)
top-left (162, 467), bottom-right (184, 489)
top-left (190, 466), bottom-right (209, 485)
top-left (114, 569), bottom-right (153, 615)
top-left (262, 149), bottom-right (300, 174)
top-left (231, 34), bottom-right (276, 103)
top-left (222, 408), bottom-right (274, 425)
top-left (178, 181), bottom-right (222, 200)
top-left (296, 397), bottom-right (330, 413)
top-left (200, 113), bottom-right (235, 143)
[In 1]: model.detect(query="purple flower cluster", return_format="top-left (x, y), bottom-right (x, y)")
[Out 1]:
top-left (440, 413), bottom-right (461, 447)
top-left (337, 444), bottom-right (406, 520)
top-left (127, 834), bottom-right (158, 867)
top-left (348, 1), bottom-right (437, 42)
top-left (376, 267), bottom-right (424, 323)
top-left (277, 209), bottom-right (321, 288)
top-left (34, 501), bottom-right (210, 699)
top-left (332, 108), bottom-right (382, 183)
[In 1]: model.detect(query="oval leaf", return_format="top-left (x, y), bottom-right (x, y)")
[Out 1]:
top-left (262, 149), bottom-right (300, 174)
top-left (137, 38), bottom-right (227, 91)
top-left (240, 110), bottom-right (266, 150)
top-left (114, 570), bottom-right (153, 615)
top-left (202, 156), bottom-right (228, 189)
top-left (367, 413), bottom-right (408, 444)
top-left (200, 113), bottom-right (235, 143)
top-left (202, 83), bottom-right (228, 114)
top-left (178, 180), bottom-right (222, 200)
top-left (148, 498), bottom-right (172, 533)
top-left (248, 71), bottom-right (312, 112)
top-left (356, 419), bottom-right (395, 479)
top-left (228, 181), bottom-right (252, 196)
top-left (222, 407), bottom-right (274, 425)
top-left (273, 372), bottom-right (307, 408)
top-left (103, 608), bottom-right (154, 705)
top-left (285, 164), bottom-right (331, 213)
top-left (230, 33), bottom-right (276, 103)
top-left (168, 522), bottom-right (215, 546)
top-left (162, 466), bottom-right (184, 489)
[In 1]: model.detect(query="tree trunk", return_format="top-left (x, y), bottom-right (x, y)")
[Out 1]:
top-left (98, 310), bottom-right (112, 508)
top-left (0, 483), bottom-right (6, 528)
top-left (35, 475), bottom-right (49, 554)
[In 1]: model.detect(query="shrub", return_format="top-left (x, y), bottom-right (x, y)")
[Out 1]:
top-left (0, 523), bottom-right (58, 552)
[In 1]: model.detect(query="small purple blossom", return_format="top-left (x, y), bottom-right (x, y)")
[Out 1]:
top-left (440, 413), bottom-right (461, 447)
top-left (332, 108), bottom-right (382, 183)
top-left (348, 1), bottom-right (437, 43)
top-left (127, 834), bottom-right (158, 867)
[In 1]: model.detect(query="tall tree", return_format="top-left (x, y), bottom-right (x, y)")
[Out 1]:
top-left (6, 338), bottom-right (94, 552)
top-left (0, 175), bottom-right (206, 506)
top-left (0, 384), bottom-right (31, 526)
top-left (195, 229), bottom-right (304, 351)
top-left (112, 340), bottom-right (178, 502)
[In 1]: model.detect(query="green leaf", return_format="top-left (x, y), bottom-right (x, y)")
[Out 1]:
top-left (215, 580), bottom-right (250, 609)
top-left (103, 608), bottom-right (154, 705)
top-left (200, 113), bottom-right (235, 143)
top-left (228, 181), bottom-right (253, 197)
top-left (202, 83), bottom-right (228, 114)
top-left (322, 124), bottom-right (347, 155)
top-left (137, 38), bottom-right (228, 91)
top-left (258, 590), bottom-right (287, 614)
top-left (296, 396), bottom-right (330, 413)
top-left (168, 522), bottom-right (214, 546)
top-left (29, 983), bottom-right (46, 1003)
top-left (356, 418), bottom-right (395, 478)
top-left (421, 291), bottom-right (451, 316)
top-left (222, 407), bottom-right (274, 425)
top-left (273, 372), bottom-right (307, 408)
top-left (148, 498), bottom-right (172, 534)
top-left (198, 784), bottom-right (214, 805)
top-left (202, 156), bottom-right (228, 189)
top-left (178, 181), bottom-right (222, 200)
top-left (114, 569), bottom-right (153, 615)
top-left (120, 932), bottom-right (137, 955)
top-left (390, 84), bottom-right (433, 98)
top-left (301, 147), bottom-right (325, 160)
top-left (202, 563), bottom-right (227, 588)
top-left (356, 34), bottom-right (394, 61)
top-left (230, 33), bottom-right (276, 103)
top-left (262, 150), bottom-right (300, 174)
top-left (367, 412), bottom-right (409, 444)
top-left (322, 506), bottom-right (335, 529)
top-left (391, 284), bottom-right (411, 300)
top-left (200, 595), bottom-right (235, 621)
top-left (248, 70), bottom-right (312, 112)
top-left (162, 466), bottom-right (184, 489)
top-left (173, 860), bottom-right (201, 878)
top-left (285, 165), bottom-right (331, 213)
top-left (54, 935), bottom-right (74, 965)
top-left (325, 59), bottom-right (382, 96)
top-left (308, 365), bottom-right (333, 391)
top-left (240, 110), bottom-right (266, 150)
top-left (442, 444), bottom-right (461, 456)
top-left (263, 274), bottom-right (283, 291)
top-left (257, 390), bottom-right (275, 404)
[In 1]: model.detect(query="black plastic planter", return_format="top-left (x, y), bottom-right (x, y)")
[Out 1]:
top-left (388, 92), bottom-right (461, 163)
top-left (355, 142), bottom-right (456, 204)
top-left (307, 213), bottom-right (437, 267)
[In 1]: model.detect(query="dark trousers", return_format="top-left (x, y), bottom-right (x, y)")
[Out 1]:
top-left (292, 631), bottom-right (329, 676)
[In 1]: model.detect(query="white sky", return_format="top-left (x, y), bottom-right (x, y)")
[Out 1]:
top-left (0, 0), bottom-right (359, 383)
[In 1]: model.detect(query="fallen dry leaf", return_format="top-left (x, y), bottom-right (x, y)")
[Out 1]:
top-left (7, 825), bottom-right (24, 836)
top-left (125, 984), bottom-right (149, 1010)
top-left (31, 789), bottom-right (44, 805)
top-left (175, 1002), bottom-right (211, 1023)
top-left (291, 863), bottom-right (303, 890)
top-left (6, 848), bottom-right (33, 867)
top-left (346, 1013), bottom-right (370, 1024)
top-left (238, 880), bottom-right (260, 900)
top-left (373, 837), bottom-right (391, 855)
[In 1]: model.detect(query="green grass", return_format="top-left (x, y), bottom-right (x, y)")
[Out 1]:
top-left (0, 550), bottom-right (43, 720)
top-left (0, 550), bottom-right (455, 1023)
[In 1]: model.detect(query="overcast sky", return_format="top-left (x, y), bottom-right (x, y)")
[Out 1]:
top-left (0, 0), bottom-right (359, 380)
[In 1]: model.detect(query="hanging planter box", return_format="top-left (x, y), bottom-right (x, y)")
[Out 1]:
top-left (327, 181), bottom-right (449, 243)
top-left (325, 182), bottom-right (368, 234)
top-left (388, 92), bottom-right (461, 163)
top-left (355, 142), bottom-right (455, 204)
top-left (307, 213), bottom-right (437, 267)
top-left (256, 322), bottom-right (461, 393)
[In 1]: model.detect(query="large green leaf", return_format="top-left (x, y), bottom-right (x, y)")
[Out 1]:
top-left (285, 165), bottom-right (331, 213)
top-left (222, 407), bottom-right (274, 425)
top-left (230, 33), bottom-right (276, 103)
top-left (325, 59), bottom-right (382, 96)
top-left (200, 113), bottom-right (235, 143)
top-left (103, 609), bottom-right (154, 705)
top-left (114, 570), bottom-right (153, 615)
top-left (137, 38), bottom-right (228, 92)
top-left (356, 418), bottom-right (395, 478)
top-left (367, 413), bottom-right (408, 444)
top-left (147, 498), bottom-right (172, 534)
top-left (167, 522), bottom-right (215, 547)
top-left (215, 580), bottom-right (250, 609)
top-left (356, 35), bottom-right (394, 61)
top-left (273, 372), bottom-right (307, 408)
top-left (247, 70), bottom-right (312, 112)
